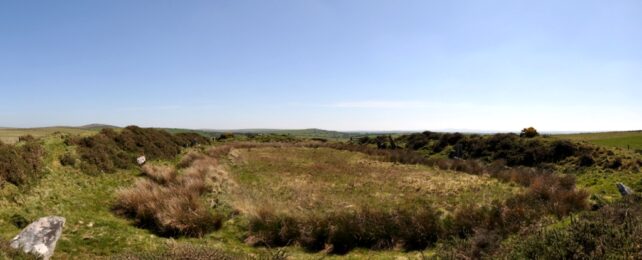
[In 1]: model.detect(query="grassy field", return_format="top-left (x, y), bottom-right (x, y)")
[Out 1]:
top-left (0, 127), bottom-right (96, 144)
top-left (555, 131), bottom-right (642, 150)
top-left (222, 146), bottom-right (519, 216)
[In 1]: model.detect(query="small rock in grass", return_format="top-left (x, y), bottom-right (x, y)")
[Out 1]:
top-left (617, 182), bottom-right (634, 196)
top-left (137, 156), bottom-right (146, 165)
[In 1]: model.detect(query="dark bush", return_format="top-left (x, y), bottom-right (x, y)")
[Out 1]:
top-left (578, 154), bottom-right (595, 167)
top-left (608, 158), bottom-right (623, 169)
top-left (0, 140), bottom-right (44, 186)
top-left (217, 132), bottom-right (235, 141)
top-left (549, 140), bottom-right (576, 162)
top-left (10, 214), bottom-right (29, 229)
top-left (18, 135), bottom-right (35, 142)
top-left (404, 133), bottom-right (430, 150)
top-left (59, 153), bottom-right (77, 166)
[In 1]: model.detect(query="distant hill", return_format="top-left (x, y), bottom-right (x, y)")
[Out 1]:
top-left (79, 123), bottom-right (120, 130)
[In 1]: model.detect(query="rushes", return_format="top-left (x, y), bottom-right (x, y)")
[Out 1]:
top-left (246, 206), bottom-right (442, 254)
top-left (141, 164), bottom-right (177, 184)
top-left (114, 163), bottom-right (221, 237)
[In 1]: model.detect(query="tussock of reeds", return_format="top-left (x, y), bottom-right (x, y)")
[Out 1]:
top-left (114, 162), bottom-right (222, 237)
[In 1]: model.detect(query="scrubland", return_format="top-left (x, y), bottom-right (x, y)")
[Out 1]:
top-left (1, 127), bottom-right (641, 259)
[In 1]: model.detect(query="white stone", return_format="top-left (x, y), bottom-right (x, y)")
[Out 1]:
top-left (10, 216), bottom-right (65, 260)
top-left (137, 156), bottom-right (146, 165)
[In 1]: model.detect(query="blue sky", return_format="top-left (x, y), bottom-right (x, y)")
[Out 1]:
top-left (1, 0), bottom-right (641, 131)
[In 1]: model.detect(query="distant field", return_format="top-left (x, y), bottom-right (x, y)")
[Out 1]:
top-left (555, 131), bottom-right (642, 150)
top-left (223, 146), bottom-right (519, 216)
top-left (0, 127), bottom-right (96, 144)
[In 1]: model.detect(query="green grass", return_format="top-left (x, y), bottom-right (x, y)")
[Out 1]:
top-left (575, 168), bottom-right (642, 202)
top-left (555, 131), bottom-right (642, 150)
top-left (0, 127), bottom-right (96, 144)
top-left (0, 135), bottom-right (159, 258)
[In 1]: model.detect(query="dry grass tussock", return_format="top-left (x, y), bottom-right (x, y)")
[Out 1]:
top-left (140, 164), bottom-right (176, 184)
top-left (114, 158), bottom-right (227, 237)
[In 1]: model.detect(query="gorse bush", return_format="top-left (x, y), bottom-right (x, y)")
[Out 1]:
top-left (73, 126), bottom-right (209, 173)
top-left (0, 140), bottom-right (44, 186)
top-left (113, 163), bottom-right (221, 237)
top-left (520, 127), bottom-right (539, 138)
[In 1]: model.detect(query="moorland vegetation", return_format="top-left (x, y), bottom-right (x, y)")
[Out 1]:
top-left (1, 126), bottom-right (642, 259)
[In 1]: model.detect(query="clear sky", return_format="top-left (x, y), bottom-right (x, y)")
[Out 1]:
top-left (1, 1), bottom-right (641, 131)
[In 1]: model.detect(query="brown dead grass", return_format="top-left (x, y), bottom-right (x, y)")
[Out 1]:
top-left (114, 159), bottom-right (225, 237)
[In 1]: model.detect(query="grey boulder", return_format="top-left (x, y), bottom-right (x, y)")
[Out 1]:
top-left (617, 183), bottom-right (634, 196)
top-left (10, 216), bottom-right (65, 260)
